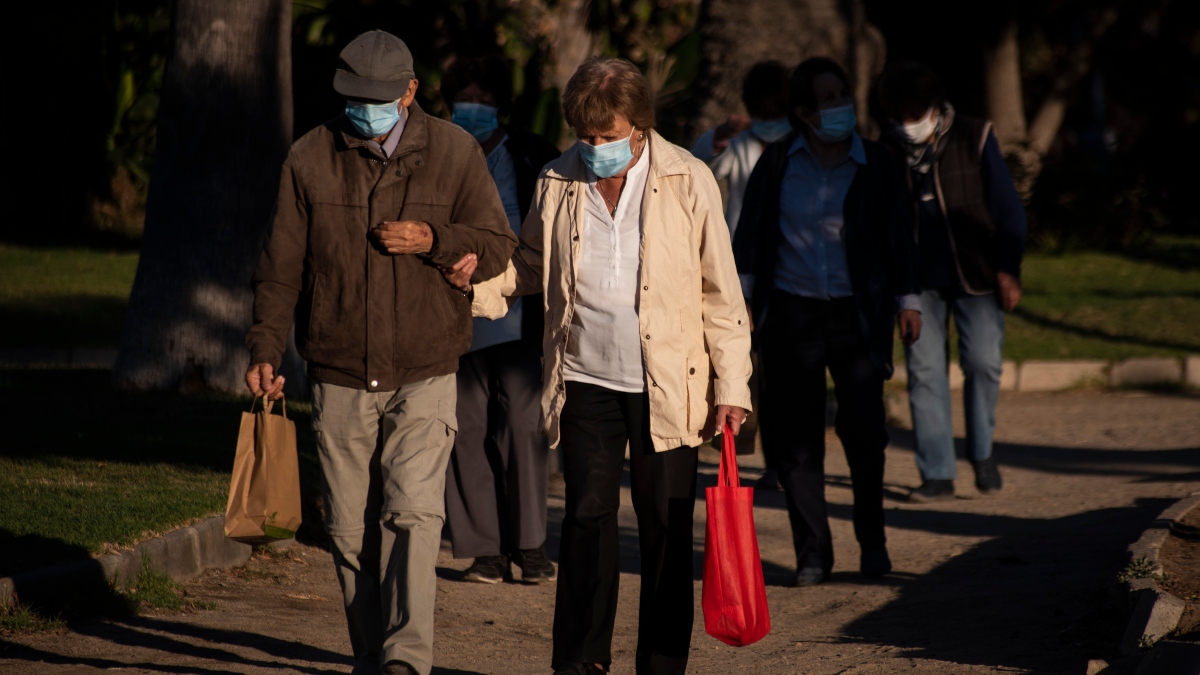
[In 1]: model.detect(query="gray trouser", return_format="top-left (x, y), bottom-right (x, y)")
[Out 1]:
top-left (312, 376), bottom-right (457, 675)
top-left (445, 340), bottom-right (549, 558)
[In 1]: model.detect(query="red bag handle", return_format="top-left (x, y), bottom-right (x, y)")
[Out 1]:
top-left (718, 423), bottom-right (740, 488)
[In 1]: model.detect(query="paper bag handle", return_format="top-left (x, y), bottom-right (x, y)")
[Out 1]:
top-left (249, 395), bottom-right (288, 420)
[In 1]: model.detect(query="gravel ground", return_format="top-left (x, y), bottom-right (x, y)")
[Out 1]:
top-left (3, 389), bottom-right (1199, 675)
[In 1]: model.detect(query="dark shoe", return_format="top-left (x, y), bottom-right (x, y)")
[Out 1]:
top-left (756, 468), bottom-right (781, 491)
top-left (462, 555), bottom-right (510, 584)
top-left (553, 664), bottom-right (607, 675)
top-left (860, 548), bottom-right (892, 578)
top-left (908, 479), bottom-right (955, 503)
top-left (792, 566), bottom-right (827, 587)
top-left (512, 545), bottom-right (557, 583)
top-left (381, 661), bottom-right (418, 675)
top-left (973, 456), bottom-right (1003, 493)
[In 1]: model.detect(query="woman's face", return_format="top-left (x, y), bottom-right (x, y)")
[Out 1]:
top-left (576, 114), bottom-right (635, 147)
top-left (797, 72), bottom-right (853, 129)
top-left (455, 82), bottom-right (497, 107)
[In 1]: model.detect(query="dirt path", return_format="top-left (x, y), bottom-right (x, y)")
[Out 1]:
top-left (4, 390), bottom-right (1199, 675)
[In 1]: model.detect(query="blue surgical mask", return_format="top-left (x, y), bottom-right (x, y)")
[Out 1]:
top-left (578, 128), bottom-right (637, 178)
top-left (345, 98), bottom-right (402, 138)
top-left (452, 102), bottom-right (500, 142)
top-left (810, 104), bottom-right (856, 143)
top-left (750, 117), bottom-right (792, 143)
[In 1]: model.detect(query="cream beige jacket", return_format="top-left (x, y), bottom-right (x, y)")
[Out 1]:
top-left (472, 131), bottom-right (752, 452)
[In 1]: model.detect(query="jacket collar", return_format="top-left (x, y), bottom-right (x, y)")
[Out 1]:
top-left (337, 102), bottom-right (431, 159)
top-left (543, 129), bottom-right (689, 182)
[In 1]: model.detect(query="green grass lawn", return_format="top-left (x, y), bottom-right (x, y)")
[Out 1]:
top-left (0, 369), bottom-right (322, 579)
top-left (3, 241), bottom-right (1196, 360)
top-left (889, 241), bottom-right (1200, 363)
top-left (0, 245), bottom-right (138, 348)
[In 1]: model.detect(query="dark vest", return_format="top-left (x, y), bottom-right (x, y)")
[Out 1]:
top-left (886, 116), bottom-right (997, 294)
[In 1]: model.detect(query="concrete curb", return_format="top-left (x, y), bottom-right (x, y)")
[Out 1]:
top-left (0, 515), bottom-right (272, 609)
top-left (1118, 492), bottom-right (1200, 656)
top-left (890, 355), bottom-right (1199, 392)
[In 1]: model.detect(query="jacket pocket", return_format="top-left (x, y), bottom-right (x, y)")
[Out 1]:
top-left (308, 273), bottom-right (326, 349)
top-left (438, 399), bottom-right (459, 437)
top-left (686, 356), bottom-right (712, 434)
top-left (401, 190), bottom-right (453, 225)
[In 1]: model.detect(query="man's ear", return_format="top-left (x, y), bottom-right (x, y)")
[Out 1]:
top-left (401, 79), bottom-right (419, 108)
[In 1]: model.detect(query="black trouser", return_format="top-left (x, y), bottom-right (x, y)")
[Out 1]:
top-left (759, 292), bottom-right (888, 575)
top-left (445, 340), bottom-right (548, 558)
top-left (552, 382), bottom-right (698, 675)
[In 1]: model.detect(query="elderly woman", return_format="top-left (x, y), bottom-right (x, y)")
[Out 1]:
top-left (449, 56), bottom-right (752, 675)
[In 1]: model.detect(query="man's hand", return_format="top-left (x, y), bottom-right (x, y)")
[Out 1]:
top-left (714, 404), bottom-right (749, 436)
top-left (996, 271), bottom-right (1022, 311)
top-left (898, 309), bottom-right (923, 346)
top-left (441, 253), bottom-right (477, 293)
top-left (245, 363), bottom-right (286, 401)
top-left (713, 114), bottom-right (751, 152)
top-left (745, 301), bottom-right (755, 332)
top-left (372, 221), bottom-right (434, 254)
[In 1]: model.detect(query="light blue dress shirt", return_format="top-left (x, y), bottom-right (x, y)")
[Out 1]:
top-left (738, 132), bottom-right (921, 314)
top-left (771, 132), bottom-right (866, 299)
top-left (469, 136), bottom-right (525, 352)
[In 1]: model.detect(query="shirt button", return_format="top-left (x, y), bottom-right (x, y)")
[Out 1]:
top-left (645, 334), bottom-right (651, 340)
top-left (643, 285), bottom-right (649, 291)
top-left (370, 380), bottom-right (379, 388)
top-left (689, 367), bottom-right (695, 375)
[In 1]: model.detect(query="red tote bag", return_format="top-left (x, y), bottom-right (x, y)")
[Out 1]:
top-left (702, 424), bottom-right (771, 647)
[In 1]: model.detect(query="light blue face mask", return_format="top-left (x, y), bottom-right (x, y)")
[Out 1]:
top-left (810, 104), bottom-right (856, 143)
top-left (750, 117), bottom-right (792, 143)
top-left (578, 128), bottom-right (636, 178)
top-left (452, 102), bottom-right (500, 142)
top-left (345, 98), bottom-right (402, 138)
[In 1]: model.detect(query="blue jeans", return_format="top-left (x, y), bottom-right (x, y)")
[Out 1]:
top-left (904, 289), bottom-right (1005, 481)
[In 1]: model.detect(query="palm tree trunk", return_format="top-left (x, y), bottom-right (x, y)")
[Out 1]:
top-left (114, 0), bottom-right (295, 395)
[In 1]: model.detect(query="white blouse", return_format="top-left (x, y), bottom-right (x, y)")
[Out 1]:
top-left (562, 143), bottom-right (651, 393)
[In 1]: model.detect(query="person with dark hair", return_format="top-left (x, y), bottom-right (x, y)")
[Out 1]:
top-left (438, 55), bottom-right (562, 586)
top-left (734, 56), bottom-right (921, 587)
top-left (690, 60), bottom-right (790, 464)
top-left (691, 60), bottom-right (791, 237)
top-left (876, 61), bottom-right (1026, 503)
top-left (453, 55), bottom-right (752, 675)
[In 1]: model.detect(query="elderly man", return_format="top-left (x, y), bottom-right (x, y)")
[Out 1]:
top-left (245, 30), bottom-right (516, 675)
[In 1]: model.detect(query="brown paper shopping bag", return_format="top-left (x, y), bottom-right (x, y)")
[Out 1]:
top-left (224, 396), bottom-right (302, 544)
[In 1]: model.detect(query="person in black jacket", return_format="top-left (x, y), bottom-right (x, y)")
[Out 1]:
top-left (876, 62), bottom-right (1026, 503)
top-left (440, 55), bottom-right (562, 584)
top-left (734, 58), bottom-right (921, 586)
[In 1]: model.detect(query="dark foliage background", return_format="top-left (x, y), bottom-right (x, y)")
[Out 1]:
top-left (2, 0), bottom-right (1196, 253)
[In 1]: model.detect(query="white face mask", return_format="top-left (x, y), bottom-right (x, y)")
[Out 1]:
top-left (901, 107), bottom-right (938, 144)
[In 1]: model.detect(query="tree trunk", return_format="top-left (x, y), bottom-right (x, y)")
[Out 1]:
top-left (1026, 7), bottom-right (1119, 156)
top-left (544, 0), bottom-right (599, 147)
top-left (983, 19), bottom-right (1029, 147)
top-left (982, 17), bottom-right (1040, 197)
top-left (114, 0), bottom-right (295, 395)
top-left (981, 9), bottom-right (1118, 197)
top-left (690, 0), bottom-right (886, 142)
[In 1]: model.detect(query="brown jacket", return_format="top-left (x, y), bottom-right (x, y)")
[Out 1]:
top-left (247, 103), bottom-right (517, 390)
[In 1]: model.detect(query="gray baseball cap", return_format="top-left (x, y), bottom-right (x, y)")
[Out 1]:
top-left (333, 30), bottom-right (415, 101)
